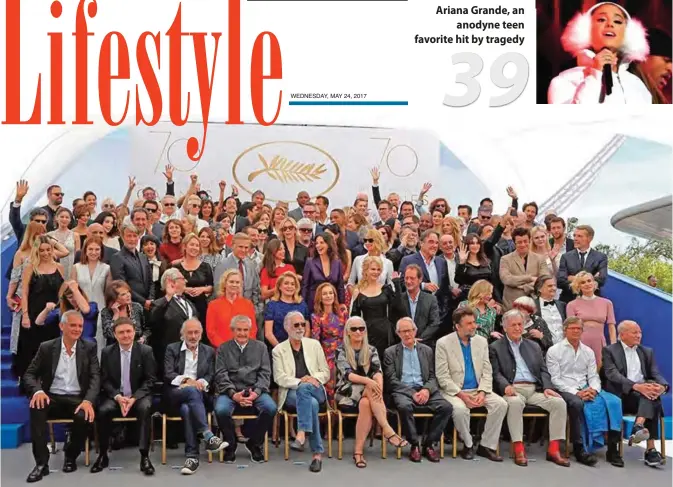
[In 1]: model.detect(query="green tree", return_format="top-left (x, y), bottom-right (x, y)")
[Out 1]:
top-left (595, 238), bottom-right (672, 293)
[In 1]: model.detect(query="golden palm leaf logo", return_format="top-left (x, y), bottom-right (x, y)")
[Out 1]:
top-left (247, 154), bottom-right (328, 183)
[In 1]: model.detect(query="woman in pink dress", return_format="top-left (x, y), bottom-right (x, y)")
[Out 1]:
top-left (566, 271), bottom-right (616, 367)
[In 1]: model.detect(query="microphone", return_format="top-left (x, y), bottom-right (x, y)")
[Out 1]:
top-left (600, 48), bottom-right (614, 96)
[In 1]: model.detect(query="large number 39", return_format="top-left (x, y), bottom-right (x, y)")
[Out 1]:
top-left (443, 52), bottom-right (529, 108)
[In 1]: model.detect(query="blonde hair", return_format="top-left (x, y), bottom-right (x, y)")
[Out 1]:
top-left (217, 268), bottom-right (242, 297)
top-left (571, 270), bottom-right (596, 296)
top-left (358, 255), bottom-right (383, 291)
top-left (29, 236), bottom-right (55, 275)
top-left (278, 217), bottom-right (298, 242)
top-left (530, 225), bottom-right (551, 254)
top-left (442, 216), bottom-right (462, 248)
top-left (466, 279), bottom-right (494, 308)
top-left (181, 232), bottom-right (200, 256)
top-left (19, 221), bottom-right (47, 254)
top-left (363, 228), bottom-right (386, 255)
top-left (342, 316), bottom-right (371, 374)
top-left (272, 271), bottom-right (302, 303)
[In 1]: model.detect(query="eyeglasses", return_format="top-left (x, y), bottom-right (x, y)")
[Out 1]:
top-left (191, 204), bottom-right (201, 209)
top-left (363, 238), bottom-right (375, 243)
top-left (292, 322), bottom-right (307, 329)
top-left (299, 228), bottom-right (312, 233)
top-left (164, 203), bottom-right (176, 207)
top-left (282, 226), bottom-right (295, 232)
top-left (103, 204), bottom-right (115, 208)
top-left (52, 192), bottom-right (64, 197)
top-left (349, 326), bottom-right (366, 333)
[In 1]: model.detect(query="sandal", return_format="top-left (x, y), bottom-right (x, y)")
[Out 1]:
top-left (353, 453), bottom-right (367, 468)
top-left (385, 433), bottom-right (409, 448)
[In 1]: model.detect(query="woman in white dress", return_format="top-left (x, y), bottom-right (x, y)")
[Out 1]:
top-left (48, 208), bottom-right (78, 280)
top-left (70, 236), bottom-right (111, 356)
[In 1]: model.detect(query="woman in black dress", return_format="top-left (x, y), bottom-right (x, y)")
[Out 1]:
top-left (280, 217), bottom-right (309, 277)
top-left (174, 233), bottom-right (213, 342)
top-left (455, 233), bottom-right (493, 300)
top-left (350, 255), bottom-right (401, 360)
top-left (17, 236), bottom-right (65, 381)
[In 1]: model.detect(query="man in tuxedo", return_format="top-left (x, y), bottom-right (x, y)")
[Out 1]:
top-left (533, 276), bottom-right (566, 347)
top-left (398, 264), bottom-right (440, 346)
top-left (435, 308), bottom-right (507, 462)
top-left (603, 320), bottom-right (669, 468)
top-left (383, 318), bottom-right (452, 463)
top-left (91, 317), bottom-right (157, 475)
top-left (110, 222), bottom-right (152, 310)
top-left (164, 318), bottom-right (226, 474)
top-left (213, 315), bottom-right (277, 464)
top-left (23, 311), bottom-right (99, 482)
top-left (489, 310), bottom-right (569, 467)
top-left (399, 230), bottom-right (450, 322)
top-left (499, 227), bottom-right (548, 310)
top-left (557, 225), bottom-right (608, 303)
top-left (213, 233), bottom-right (262, 317)
top-left (73, 223), bottom-right (118, 264)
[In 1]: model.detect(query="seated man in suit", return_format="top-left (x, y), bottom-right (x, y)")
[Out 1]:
top-left (533, 276), bottom-right (566, 346)
top-left (272, 311), bottom-right (330, 473)
top-left (214, 315), bottom-right (277, 464)
top-left (383, 317), bottom-right (452, 463)
top-left (213, 232), bottom-right (262, 316)
top-left (435, 307), bottom-right (507, 462)
top-left (603, 320), bottom-right (669, 468)
top-left (489, 310), bottom-right (569, 467)
top-left (23, 310), bottom-right (99, 483)
top-left (499, 227), bottom-right (548, 310)
top-left (546, 317), bottom-right (623, 467)
top-left (164, 318), bottom-right (226, 475)
top-left (110, 222), bottom-right (152, 310)
top-left (92, 317), bottom-right (157, 475)
top-left (399, 264), bottom-right (440, 347)
top-left (557, 225), bottom-right (608, 303)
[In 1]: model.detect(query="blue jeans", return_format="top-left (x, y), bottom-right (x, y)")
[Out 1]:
top-left (214, 393), bottom-right (277, 449)
top-left (169, 386), bottom-right (211, 458)
top-left (286, 383), bottom-right (325, 454)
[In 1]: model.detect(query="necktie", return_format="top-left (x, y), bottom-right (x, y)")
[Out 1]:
top-left (121, 350), bottom-right (132, 397)
top-left (543, 300), bottom-right (555, 307)
top-left (238, 259), bottom-right (244, 279)
top-left (579, 252), bottom-right (587, 268)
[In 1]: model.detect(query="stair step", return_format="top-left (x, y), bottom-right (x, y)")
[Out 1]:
top-left (0, 336), bottom-right (10, 349)
top-left (0, 397), bottom-right (30, 424)
top-left (0, 350), bottom-right (13, 365)
top-left (0, 379), bottom-right (20, 397)
top-left (0, 424), bottom-right (24, 449)
top-left (1, 362), bottom-right (14, 380)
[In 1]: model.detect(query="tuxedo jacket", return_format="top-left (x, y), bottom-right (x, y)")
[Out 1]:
top-left (23, 338), bottom-right (100, 404)
top-left (557, 248), bottom-right (608, 302)
top-left (489, 337), bottom-right (553, 395)
top-left (100, 342), bottom-right (156, 402)
top-left (602, 342), bottom-right (669, 397)
top-left (534, 296), bottom-right (567, 321)
top-left (383, 342), bottom-right (439, 398)
top-left (150, 296), bottom-right (199, 349)
top-left (164, 341), bottom-right (215, 387)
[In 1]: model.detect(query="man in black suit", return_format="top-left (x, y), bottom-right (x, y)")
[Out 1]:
top-left (110, 222), bottom-right (152, 310)
top-left (73, 223), bottom-right (118, 264)
top-left (91, 317), bottom-right (157, 475)
top-left (23, 310), bottom-right (99, 482)
top-left (489, 310), bottom-right (569, 467)
top-left (557, 225), bottom-right (608, 303)
top-left (164, 318), bottom-right (226, 474)
top-left (383, 317), bottom-right (452, 463)
top-left (398, 264), bottom-right (440, 347)
top-left (329, 208), bottom-right (364, 257)
top-left (603, 320), bottom-right (669, 468)
top-left (533, 276), bottom-right (567, 347)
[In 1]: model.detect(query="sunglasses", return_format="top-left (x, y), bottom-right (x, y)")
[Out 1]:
top-left (292, 322), bottom-right (307, 329)
top-left (145, 208), bottom-right (157, 213)
top-left (299, 228), bottom-right (312, 233)
top-left (52, 192), bottom-right (64, 197)
top-left (349, 326), bottom-right (366, 333)
top-left (33, 219), bottom-right (48, 224)
top-left (164, 203), bottom-right (176, 207)
top-left (103, 203), bottom-right (115, 208)
top-left (363, 238), bottom-right (375, 243)
top-left (191, 204), bottom-right (201, 209)
top-left (282, 226), bottom-right (295, 232)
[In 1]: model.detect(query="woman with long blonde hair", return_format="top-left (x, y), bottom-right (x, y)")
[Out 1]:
top-left (279, 216), bottom-right (309, 277)
top-left (458, 279), bottom-right (502, 340)
top-left (348, 228), bottom-right (394, 289)
top-left (441, 216), bottom-right (462, 250)
top-left (530, 226), bottom-right (556, 276)
top-left (335, 317), bottom-right (408, 468)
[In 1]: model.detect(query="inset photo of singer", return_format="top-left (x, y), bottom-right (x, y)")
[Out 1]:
top-left (537, 0), bottom-right (672, 104)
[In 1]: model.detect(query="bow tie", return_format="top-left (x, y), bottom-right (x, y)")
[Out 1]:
top-left (543, 300), bottom-right (555, 307)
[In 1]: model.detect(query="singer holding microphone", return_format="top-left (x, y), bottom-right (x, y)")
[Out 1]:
top-left (548, 2), bottom-right (652, 104)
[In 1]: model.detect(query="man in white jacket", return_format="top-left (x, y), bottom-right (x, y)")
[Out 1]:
top-left (272, 311), bottom-right (330, 473)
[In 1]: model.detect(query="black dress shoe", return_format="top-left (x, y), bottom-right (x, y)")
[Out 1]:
top-left (574, 449), bottom-right (598, 466)
top-left (26, 465), bottom-right (49, 483)
top-left (309, 458), bottom-right (322, 473)
top-left (606, 451), bottom-right (624, 468)
top-left (90, 456), bottom-right (109, 474)
top-left (476, 445), bottom-right (503, 462)
top-left (62, 458), bottom-right (77, 473)
top-left (460, 446), bottom-right (475, 460)
top-left (140, 456), bottom-right (155, 475)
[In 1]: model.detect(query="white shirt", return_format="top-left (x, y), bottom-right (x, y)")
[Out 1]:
top-left (49, 340), bottom-right (81, 396)
top-left (621, 341), bottom-right (644, 384)
top-left (444, 255), bottom-right (457, 289)
top-left (539, 297), bottom-right (564, 345)
top-left (171, 341), bottom-right (209, 391)
top-left (546, 338), bottom-right (601, 395)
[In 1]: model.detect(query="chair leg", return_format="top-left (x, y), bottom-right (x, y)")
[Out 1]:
top-left (327, 411), bottom-right (333, 459)
top-left (619, 422), bottom-right (624, 457)
top-left (150, 416), bottom-right (155, 452)
top-left (396, 413), bottom-right (402, 460)
top-left (264, 431), bottom-right (269, 462)
top-left (161, 415), bottom-right (167, 465)
top-left (660, 417), bottom-right (667, 464)
top-left (284, 412), bottom-right (290, 461)
top-left (338, 413), bottom-right (343, 460)
top-left (48, 423), bottom-right (56, 454)
top-left (440, 433), bottom-right (444, 459)
top-left (453, 427), bottom-right (457, 458)
top-left (85, 428), bottom-right (90, 466)
top-left (565, 421), bottom-right (570, 457)
top-left (207, 413), bottom-right (213, 464)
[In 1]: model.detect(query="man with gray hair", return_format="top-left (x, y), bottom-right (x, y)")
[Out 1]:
top-left (164, 318), bottom-right (226, 474)
top-left (272, 311), bottom-right (330, 472)
top-left (489, 310), bottom-right (569, 467)
top-left (214, 315), bottom-right (277, 464)
top-left (383, 317), bottom-right (452, 463)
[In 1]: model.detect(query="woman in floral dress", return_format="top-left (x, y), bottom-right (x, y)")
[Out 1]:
top-left (310, 282), bottom-right (348, 402)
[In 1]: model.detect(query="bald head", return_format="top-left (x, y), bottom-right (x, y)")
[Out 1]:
top-left (617, 320), bottom-right (642, 347)
top-left (87, 223), bottom-right (105, 239)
